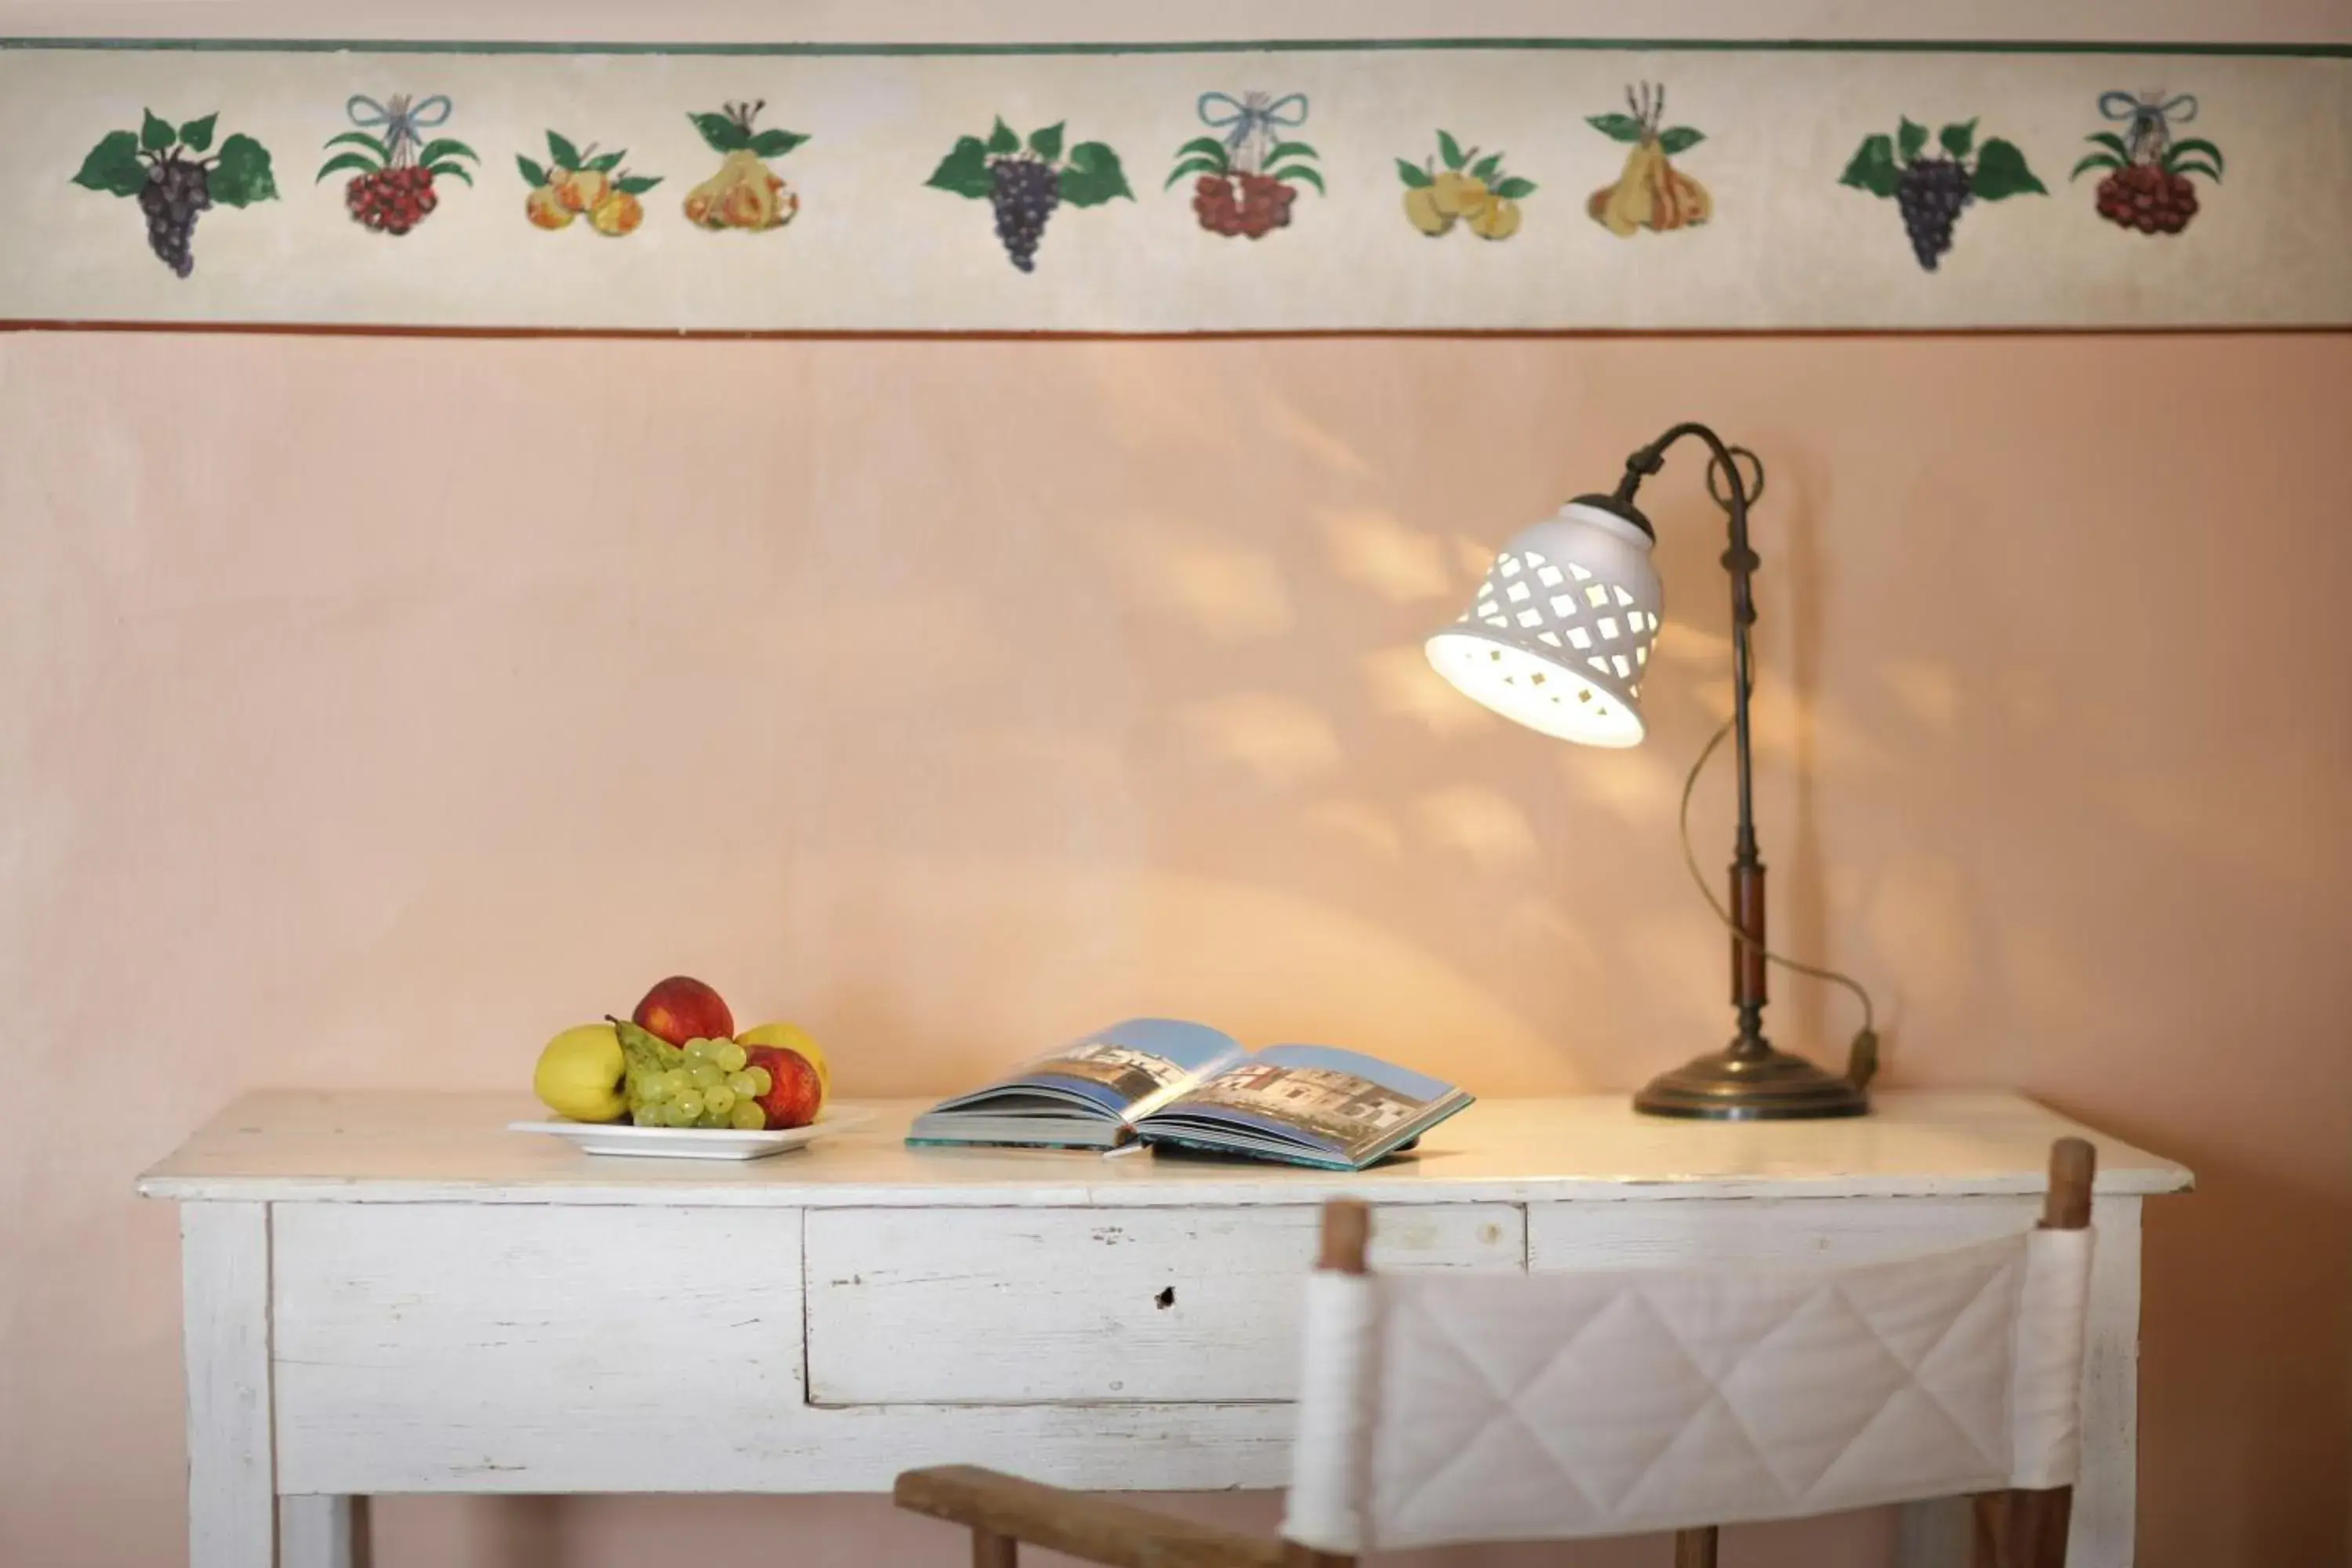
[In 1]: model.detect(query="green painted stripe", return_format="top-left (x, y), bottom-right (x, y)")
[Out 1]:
top-left (1, 36), bottom-right (2348, 58)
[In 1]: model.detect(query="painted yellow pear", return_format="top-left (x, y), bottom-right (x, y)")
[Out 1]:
top-left (533, 1023), bottom-right (627, 1123)
top-left (1590, 140), bottom-right (1710, 236)
top-left (1403, 186), bottom-right (1453, 235)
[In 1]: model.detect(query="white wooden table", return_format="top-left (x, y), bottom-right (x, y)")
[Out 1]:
top-left (139, 1091), bottom-right (2190, 1568)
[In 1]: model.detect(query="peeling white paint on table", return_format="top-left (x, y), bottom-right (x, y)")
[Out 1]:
top-left (139, 1091), bottom-right (2190, 1568)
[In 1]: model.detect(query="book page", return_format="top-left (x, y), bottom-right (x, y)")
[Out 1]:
top-left (930, 1018), bottom-right (1245, 1121)
top-left (1158, 1044), bottom-right (1461, 1156)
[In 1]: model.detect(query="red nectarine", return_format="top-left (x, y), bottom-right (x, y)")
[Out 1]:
top-left (742, 1044), bottom-right (822, 1130)
top-left (631, 976), bottom-right (734, 1050)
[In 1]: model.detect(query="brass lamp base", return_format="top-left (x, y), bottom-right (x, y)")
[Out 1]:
top-left (1634, 1044), bottom-right (1869, 1120)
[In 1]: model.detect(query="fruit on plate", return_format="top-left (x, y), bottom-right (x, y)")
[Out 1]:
top-left (631, 975), bottom-right (735, 1049)
top-left (736, 1020), bottom-right (830, 1100)
top-left (742, 1043), bottom-right (823, 1129)
top-left (532, 1022), bottom-right (627, 1123)
top-left (612, 1017), bottom-right (742, 1129)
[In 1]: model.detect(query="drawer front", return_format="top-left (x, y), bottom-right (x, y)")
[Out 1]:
top-left (1529, 1195), bottom-right (2042, 1269)
top-left (272, 1203), bottom-right (803, 1493)
top-left (805, 1203), bottom-right (1523, 1406)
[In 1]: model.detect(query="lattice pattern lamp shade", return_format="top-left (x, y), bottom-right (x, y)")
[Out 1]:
top-left (1425, 501), bottom-right (1664, 747)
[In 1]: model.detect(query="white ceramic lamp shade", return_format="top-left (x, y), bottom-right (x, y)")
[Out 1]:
top-left (1424, 501), bottom-right (1664, 747)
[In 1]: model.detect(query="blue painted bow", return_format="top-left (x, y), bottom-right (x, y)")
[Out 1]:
top-left (347, 93), bottom-right (453, 158)
top-left (1198, 91), bottom-right (1308, 159)
top-left (2100, 90), bottom-right (2197, 155)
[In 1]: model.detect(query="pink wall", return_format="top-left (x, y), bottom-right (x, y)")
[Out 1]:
top-left (2, 329), bottom-right (2346, 1568)
top-left (4, 5), bottom-right (2350, 1568)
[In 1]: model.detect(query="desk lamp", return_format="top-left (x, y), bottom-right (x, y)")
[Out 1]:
top-left (1425, 423), bottom-right (1876, 1120)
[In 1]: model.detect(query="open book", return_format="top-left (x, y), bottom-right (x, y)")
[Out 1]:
top-left (907, 1018), bottom-right (1472, 1171)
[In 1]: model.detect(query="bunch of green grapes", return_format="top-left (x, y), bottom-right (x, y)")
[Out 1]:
top-left (623, 1029), bottom-right (773, 1130)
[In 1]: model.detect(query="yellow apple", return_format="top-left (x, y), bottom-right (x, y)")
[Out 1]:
top-left (533, 1023), bottom-right (627, 1122)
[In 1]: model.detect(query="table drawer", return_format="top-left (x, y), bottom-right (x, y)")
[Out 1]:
top-left (804, 1203), bottom-right (1523, 1406)
top-left (271, 1203), bottom-right (803, 1493)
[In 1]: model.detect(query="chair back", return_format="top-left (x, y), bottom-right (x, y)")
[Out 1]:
top-left (1281, 1144), bottom-right (2096, 1556)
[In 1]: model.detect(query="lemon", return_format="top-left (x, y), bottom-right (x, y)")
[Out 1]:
top-left (1403, 187), bottom-right (1453, 236)
top-left (533, 1023), bottom-right (627, 1123)
top-left (1469, 198), bottom-right (1522, 241)
top-left (736, 1021), bottom-right (829, 1100)
top-left (1430, 171), bottom-right (1489, 220)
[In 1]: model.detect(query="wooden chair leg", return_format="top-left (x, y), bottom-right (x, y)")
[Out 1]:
top-left (1279, 1548), bottom-right (1355, 1568)
top-left (1971, 1492), bottom-right (2005, 1568)
top-left (973, 1526), bottom-right (1017, 1568)
top-left (1972, 1486), bottom-right (2074, 1568)
top-left (2008, 1487), bottom-right (2073, 1567)
top-left (1673, 1526), bottom-right (1719, 1568)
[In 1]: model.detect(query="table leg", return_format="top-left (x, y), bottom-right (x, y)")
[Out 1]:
top-left (183, 1202), bottom-right (277, 1568)
top-left (281, 1497), bottom-right (368, 1568)
top-left (2070, 1197), bottom-right (2143, 1567)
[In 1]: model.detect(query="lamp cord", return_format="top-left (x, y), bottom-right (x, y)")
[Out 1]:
top-left (1677, 713), bottom-right (1882, 1079)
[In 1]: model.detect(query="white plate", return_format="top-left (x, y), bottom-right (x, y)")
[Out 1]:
top-left (510, 1105), bottom-right (874, 1160)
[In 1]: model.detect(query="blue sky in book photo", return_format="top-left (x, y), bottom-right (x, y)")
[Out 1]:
top-left (1254, 1044), bottom-right (1457, 1103)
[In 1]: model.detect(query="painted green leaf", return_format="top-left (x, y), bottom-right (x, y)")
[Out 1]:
top-left (1492, 176), bottom-right (1537, 199)
top-left (615, 174), bottom-right (663, 194)
top-left (1657, 126), bottom-right (1704, 155)
top-left (2070, 151), bottom-right (2124, 180)
top-left (2168, 156), bottom-right (2222, 183)
top-left (314, 150), bottom-right (379, 183)
top-left (1588, 114), bottom-right (1644, 143)
top-left (546, 131), bottom-right (583, 169)
top-left (926, 135), bottom-right (994, 198)
top-left (2083, 132), bottom-right (2132, 163)
top-left (689, 113), bottom-right (748, 154)
top-left (583, 150), bottom-right (625, 172)
top-left (1839, 134), bottom-right (1900, 198)
top-left (1939, 118), bottom-right (1976, 159)
top-left (179, 114), bottom-right (218, 154)
top-left (1266, 164), bottom-right (1324, 194)
top-left (2167, 137), bottom-right (2225, 175)
top-left (1971, 137), bottom-right (2046, 200)
top-left (1163, 155), bottom-right (1226, 190)
top-left (1029, 122), bottom-right (1065, 162)
top-left (517, 154), bottom-right (550, 187)
top-left (1172, 136), bottom-right (1228, 165)
top-left (1469, 152), bottom-right (1502, 180)
top-left (1266, 140), bottom-right (1318, 165)
top-left (748, 129), bottom-right (808, 159)
top-left (1058, 140), bottom-right (1132, 207)
top-left (141, 109), bottom-right (176, 153)
top-left (985, 118), bottom-right (1020, 156)
top-left (1897, 118), bottom-right (1929, 163)
top-left (1437, 129), bottom-right (1466, 170)
top-left (1396, 157), bottom-right (1433, 189)
top-left (321, 131), bottom-right (389, 163)
top-left (211, 133), bottom-right (278, 205)
top-left (424, 161), bottom-right (473, 185)
top-left (71, 130), bottom-right (148, 198)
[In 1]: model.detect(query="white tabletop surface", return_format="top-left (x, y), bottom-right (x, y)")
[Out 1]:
top-left (137, 1091), bottom-right (2193, 1208)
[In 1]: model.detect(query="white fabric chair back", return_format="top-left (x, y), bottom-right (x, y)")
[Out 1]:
top-left (1281, 1227), bottom-right (2092, 1555)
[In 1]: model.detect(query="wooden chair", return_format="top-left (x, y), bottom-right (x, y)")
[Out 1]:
top-left (895, 1137), bottom-right (2097, 1568)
